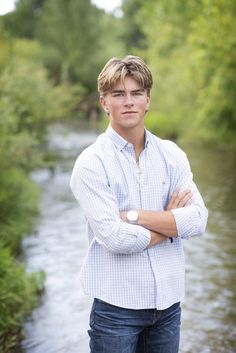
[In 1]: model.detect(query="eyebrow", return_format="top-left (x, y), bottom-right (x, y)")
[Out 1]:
top-left (111, 89), bottom-right (145, 94)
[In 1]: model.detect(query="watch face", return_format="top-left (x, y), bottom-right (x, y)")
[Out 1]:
top-left (127, 210), bottom-right (138, 222)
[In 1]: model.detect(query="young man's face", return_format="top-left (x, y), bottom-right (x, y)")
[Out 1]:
top-left (100, 76), bottom-right (150, 134)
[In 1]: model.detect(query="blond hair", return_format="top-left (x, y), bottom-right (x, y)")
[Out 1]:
top-left (98, 55), bottom-right (153, 96)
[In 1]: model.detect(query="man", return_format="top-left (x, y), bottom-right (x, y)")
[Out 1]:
top-left (70, 55), bottom-right (208, 353)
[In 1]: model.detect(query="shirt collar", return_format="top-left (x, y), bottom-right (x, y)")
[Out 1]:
top-left (105, 124), bottom-right (150, 151)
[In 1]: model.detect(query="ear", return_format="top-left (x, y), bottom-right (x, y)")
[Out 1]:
top-left (100, 95), bottom-right (108, 111)
top-left (146, 95), bottom-right (151, 111)
top-left (100, 95), bottom-right (110, 116)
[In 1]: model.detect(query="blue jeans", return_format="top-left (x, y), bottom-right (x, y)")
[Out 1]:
top-left (88, 299), bottom-right (181, 353)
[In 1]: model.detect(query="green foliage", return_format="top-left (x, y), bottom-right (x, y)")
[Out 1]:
top-left (2, 0), bottom-right (46, 38)
top-left (2, 0), bottom-right (235, 145)
top-left (0, 4), bottom-right (125, 350)
top-left (1, 39), bottom-right (75, 139)
top-left (0, 38), bottom-right (81, 170)
top-left (133, 0), bottom-right (236, 146)
top-left (0, 169), bottom-right (40, 255)
top-left (96, 11), bottom-right (125, 65)
top-left (188, 0), bottom-right (236, 144)
top-left (37, 0), bottom-right (124, 90)
top-left (145, 112), bottom-right (185, 140)
top-left (0, 246), bottom-right (45, 353)
top-left (0, 24), bottom-right (12, 72)
top-left (121, 0), bottom-right (148, 51)
top-left (3, 0), bottom-right (125, 120)
top-left (0, 29), bottom-right (51, 351)
top-left (37, 0), bottom-right (98, 87)
top-left (135, 0), bottom-right (200, 140)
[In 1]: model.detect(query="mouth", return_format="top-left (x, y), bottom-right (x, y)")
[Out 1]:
top-left (122, 111), bottom-right (137, 115)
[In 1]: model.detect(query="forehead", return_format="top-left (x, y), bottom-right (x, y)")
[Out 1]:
top-left (112, 76), bottom-right (144, 92)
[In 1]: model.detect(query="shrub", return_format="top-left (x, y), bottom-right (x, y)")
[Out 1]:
top-left (0, 245), bottom-right (44, 353)
top-left (0, 169), bottom-right (40, 256)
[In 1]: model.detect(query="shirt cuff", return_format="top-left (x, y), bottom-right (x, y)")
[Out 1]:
top-left (170, 207), bottom-right (193, 239)
top-left (123, 223), bottom-right (150, 253)
top-left (135, 225), bottom-right (151, 251)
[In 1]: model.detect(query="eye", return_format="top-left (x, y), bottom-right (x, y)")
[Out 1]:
top-left (112, 92), bottom-right (124, 97)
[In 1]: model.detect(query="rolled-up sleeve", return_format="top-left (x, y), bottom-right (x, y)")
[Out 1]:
top-left (70, 152), bottom-right (150, 254)
top-left (168, 146), bottom-right (208, 239)
top-left (171, 202), bottom-right (208, 239)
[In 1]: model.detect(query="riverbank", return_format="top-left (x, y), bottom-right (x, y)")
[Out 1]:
top-left (0, 170), bottom-right (44, 353)
top-left (21, 125), bottom-right (97, 353)
top-left (0, 122), bottom-right (98, 353)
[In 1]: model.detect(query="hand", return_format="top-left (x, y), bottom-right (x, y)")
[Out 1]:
top-left (148, 231), bottom-right (168, 247)
top-left (120, 211), bottom-right (128, 222)
top-left (166, 188), bottom-right (192, 211)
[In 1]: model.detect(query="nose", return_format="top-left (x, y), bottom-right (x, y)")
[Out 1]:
top-left (123, 93), bottom-right (134, 107)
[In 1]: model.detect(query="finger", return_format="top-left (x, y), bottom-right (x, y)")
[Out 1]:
top-left (120, 211), bottom-right (127, 221)
top-left (178, 189), bottom-right (192, 199)
top-left (167, 188), bottom-right (180, 210)
top-left (167, 189), bottom-right (192, 210)
top-left (177, 190), bottom-right (192, 207)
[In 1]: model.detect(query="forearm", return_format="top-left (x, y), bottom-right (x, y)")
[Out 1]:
top-left (148, 231), bottom-right (170, 247)
top-left (91, 219), bottom-right (151, 254)
top-left (71, 160), bottom-right (151, 255)
top-left (138, 210), bottom-right (178, 237)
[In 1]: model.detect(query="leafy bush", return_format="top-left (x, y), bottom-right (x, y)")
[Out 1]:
top-left (0, 169), bottom-right (40, 256)
top-left (145, 111), bottom-right (185, 140)
top-left (0, 245), bottom-right (45, 353)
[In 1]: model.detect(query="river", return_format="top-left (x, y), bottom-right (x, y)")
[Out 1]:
top-left (21, 124), bottom-right (236, 353)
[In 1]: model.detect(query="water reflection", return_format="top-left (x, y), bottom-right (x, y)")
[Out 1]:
top-left (180, 144), bottom-right (236, 353)
top-left (22, 128), bottom-right (236, 353)
top-left (22, 126), bottom-right (96, 353)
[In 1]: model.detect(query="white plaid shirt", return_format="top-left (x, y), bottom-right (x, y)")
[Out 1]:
top-left (70, 125), bottom-right (208, 310)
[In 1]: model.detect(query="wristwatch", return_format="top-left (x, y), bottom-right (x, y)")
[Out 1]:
top-left (126, 210), bottom-right (139, 224)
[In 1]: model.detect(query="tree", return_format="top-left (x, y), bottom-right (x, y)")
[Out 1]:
top-left (189, 0), bottom-right (236, 144)
top-left (37, 0), bottom-right (107, 89)
top-left (135, 0), bottom-right (202, 138)
top-left (129, 0), bottom-right (236, 145)
top-left (121, 0), bottom-right (148, 51)
top-left (2, 0), bottom-right (46, 38)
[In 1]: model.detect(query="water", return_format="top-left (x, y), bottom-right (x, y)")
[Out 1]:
top-left (22, 125), bottom-right (236, 353)
top-left (21, 125), bottom-right (97, 353)
top-left (180, 145), bottom-right (236, 353)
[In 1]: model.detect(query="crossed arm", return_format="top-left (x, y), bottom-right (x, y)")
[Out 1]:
top-left (120, 189), bottom-right (192, 247)
top-left (71, 150), bottom-right (208, 254)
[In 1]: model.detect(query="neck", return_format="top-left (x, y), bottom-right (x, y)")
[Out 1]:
top-left (111, 125), bottom-right (145, 159)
